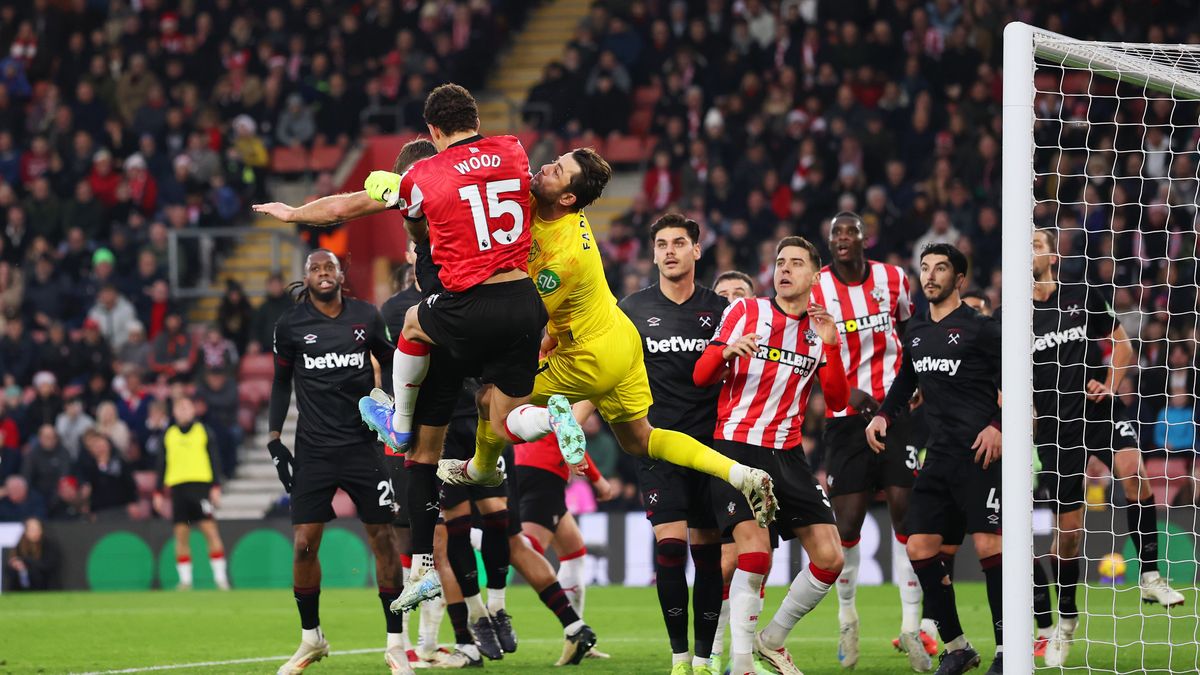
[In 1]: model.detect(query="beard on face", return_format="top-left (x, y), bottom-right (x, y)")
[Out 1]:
top-left (923, 282), bottom-right (954, 304)
top-left (309, 281), bottom-right (340, 303)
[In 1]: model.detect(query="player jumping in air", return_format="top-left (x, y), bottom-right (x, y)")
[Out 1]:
top-left (266, 249), bottom-right (408, 675)
top-left (620, 214), bottom-right (731, 675)
top-left (810, 212), bottom-right (930, 669)
top-left (693, 236), bottom-right (851, 675)
top-left (1022, 228), bottom-right (1183, 667)
top-left (866, 244), bottom-right (1003, 675)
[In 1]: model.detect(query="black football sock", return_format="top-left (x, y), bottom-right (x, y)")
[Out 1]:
top-left (538, 582), bottom-right (582, 629)
top-left (981, 554), bottom-right (1003, 646)
top-left (912, 556), bottom-right (963, 645)
top-left (379, 585), bottom-right (404, 633)
top-left (1129, 496), bottom-right (1161, 573)
top-left (1051, 554), bottom-right (1081, 619)
top-left (1033, 557), bottom-right (1053, 630)
top-left (445, 515), bottom-right (481, 597)
top-left (294, 585), bottom-right (320, 630)
top-left (481, 510), bottom-right (511, 590)
top-left (447, 601), bottom-right (474, 645)
top-left (691, 543), bottom-right (723, 659)
top-left (406, 461), bottom-right (440, 556)
top-left (655, 538), bottom-right (690, 654)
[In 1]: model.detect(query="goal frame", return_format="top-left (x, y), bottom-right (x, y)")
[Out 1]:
top-left (1002, 21), bottom-right (1200, 673)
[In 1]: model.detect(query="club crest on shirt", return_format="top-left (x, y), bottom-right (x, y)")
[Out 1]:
top-left (646, 489), bottom-right (659, 505)
top-left (352, 324), bottom-right (367, 343)
top-left (727, 501), bottom-right (737, 515)
top-left (870, 287), bottom-right (887, 303)
top-left (696, 312), bottom-right (714, 329)
top-left (946, 328), bottom-right (961, 345)
top-left (804, 328), bottom-right (819, 345)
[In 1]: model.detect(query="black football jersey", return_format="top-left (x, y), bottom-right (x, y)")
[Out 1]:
top-left (1025, 284), bottom-right (1116, 444)
top-left (381, 284), bottom-right (477, 419)
top-left (619, 284), bottom-right (728, 438)
top-left (880, 303), bottom-right (1001, 457)
top-left (273, 298), bottom-right (392, 448)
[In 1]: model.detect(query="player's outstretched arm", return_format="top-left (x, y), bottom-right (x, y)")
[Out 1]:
top-left (253, 190), bottom-right (385, 226)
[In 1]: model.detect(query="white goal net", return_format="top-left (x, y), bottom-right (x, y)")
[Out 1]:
top-left (1004, 22), bottom-right (1200, 674)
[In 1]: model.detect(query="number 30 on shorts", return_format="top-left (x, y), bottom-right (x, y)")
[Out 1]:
top-left (377, 480), bottom-right (395, 507)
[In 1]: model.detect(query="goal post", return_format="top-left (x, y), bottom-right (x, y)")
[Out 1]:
top-left (1004, 21), bottom-right (1200, 673)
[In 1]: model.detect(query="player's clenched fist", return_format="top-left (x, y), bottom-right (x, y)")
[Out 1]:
top-left (722, 333), bottom-right (761, 360)
top-left (365, 170), bottom-right (402, 206)
top-left (865, 415), bottom-right (889, 453)
top-left (267, 438), bottom-right (295, 493)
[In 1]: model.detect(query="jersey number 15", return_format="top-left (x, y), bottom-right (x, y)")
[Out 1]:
top-left (459, 179), bottom-right (525, 251)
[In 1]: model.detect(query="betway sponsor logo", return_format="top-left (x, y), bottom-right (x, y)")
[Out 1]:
top-left (912, 356), bottom-right (961, 376)
top-left (1033, 326), bottom-right (1086, 352)
top-left (645, 336), bottom-right (708, 354)
top-left (836, 311), bottom-right (892, 335)
top-left (302, 352), bottom-right (366, 370)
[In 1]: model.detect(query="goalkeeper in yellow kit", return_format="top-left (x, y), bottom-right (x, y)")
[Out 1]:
top-left (254, 146), bottom-right (777, 531)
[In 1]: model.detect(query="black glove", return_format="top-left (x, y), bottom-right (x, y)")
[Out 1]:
top-left (267, 439), bottom-right (294, 493)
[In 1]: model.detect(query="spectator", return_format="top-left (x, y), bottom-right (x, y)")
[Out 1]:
top-left (76, 319), bottom-right (113, 383)
top-left (123, 153), bottom-right (157, 217)
top-left (138, 398), bottom-right (170, 464)
top-left (275, 93), bottom-right (315, 148)
top-left (23, 255), bottom-right (69, 328)
top-left (149, 312), bottom-right (196, 382)
top-left (94, 400), bottom-right (132, 458)
top-left (23, 425), bottom-right (72, 501)
top-left (642, 149), bottom-right (680, 211)
top-left (54, 399), bottom-right (92, 459)
top-left (75, 429), bottom-right (136, 519)
top-left (216, 280), bottom-right (253, 355)
top-left (87, 149), bottom-right (120, 209)
top-left (0, 476), bottom-right (46, 522)
top-left (0, 315), bottom-right (36, 386)
top-left (26, 371), bottom-right (63, 433)
top-left (116, 321), bottom-right (151, 366)
top-left (22, 177), bottom-right (61, 245)
top-left (0, 260), bottom-right (23, 321)
top-left (250, 272), bottom-right (291, 354)
top-left (87, 284), bottom-right (138, 353)
top-left (196, 368), bottom-right (240, 479)
top-left (115, 366), bottom-right (153, 437)
top-left (1154, 384), bottom-right (1196, 452)
top-left (2, 517), bottom-right (61, 590)
top-left (912, 210), bottom-right (961, 272)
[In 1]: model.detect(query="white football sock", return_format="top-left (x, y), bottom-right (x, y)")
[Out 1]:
top-left (760, 566), bottom-right (834, 650)
top-left (487, 587), bottom-right (506, 614)
top-left (557, 556), bottom-right (586, 617)
top-left (897, 554), bottom-right (923, 633)
top-left (504, 404), bottom-right (551, 442)
top-left (176, 560), bottom-right (193, 586)
top-left (465, 593), bottom-right (487, 622)
top-left (837, 542), bottom-right (860, 624)
top-left (729, 568), bottom-right (765, 661)
top-left (302, 627), bottom-right (323, 644)
top-left (387, 632), bottom-right (405, 649)
top-left (922, 617), bottom-right (941, 641)
top-left (673, 652), bottom-right (690, 665)
top-left (564, 619), bottom-right (584, 637)
top-left (712, 596), bottom-right (730, 657)
top-left (420, 595), bottom-right (446, 654)
top-left (210, 554), bottom-right (228, 587)
top-left (410, 553), bottom-right (434, 578)
top-left (391, 344), bottom-right (429, 431)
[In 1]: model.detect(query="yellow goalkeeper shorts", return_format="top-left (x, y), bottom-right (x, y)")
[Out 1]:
top-left (530, 313), bottom-right (652, 425)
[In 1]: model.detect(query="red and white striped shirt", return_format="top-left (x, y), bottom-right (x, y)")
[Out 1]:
top-left (811, 261), bottom-right (912, 418)
top-left (701, 297), bottom-right (847, 450)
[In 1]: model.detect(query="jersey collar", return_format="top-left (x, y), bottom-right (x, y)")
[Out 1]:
top-left (771, 297), bottom-right (807, 321)
top-left (449, 134), bottom-right (484, 148)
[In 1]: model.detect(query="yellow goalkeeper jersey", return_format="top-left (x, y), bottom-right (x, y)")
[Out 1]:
top-left (528, 205), bottom-right (622, 344)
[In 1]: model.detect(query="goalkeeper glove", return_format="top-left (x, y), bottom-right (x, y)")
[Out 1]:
top-left (365, 170), bottom-right (402, 207)
top-left (267, 439), bottom-right (295, 493)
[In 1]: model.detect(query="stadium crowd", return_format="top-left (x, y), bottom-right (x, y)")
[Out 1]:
top-left (0, 0), bottom-right (525, 524)
top-left (519, 0), bottom-right (1200, 495)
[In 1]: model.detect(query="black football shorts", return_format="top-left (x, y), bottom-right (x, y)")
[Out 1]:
top-left (291, 441), bottom-right (394, 525)
top-left (823, 412), bottom-right (917, 497)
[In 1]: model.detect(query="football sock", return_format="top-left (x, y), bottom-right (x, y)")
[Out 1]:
top-left (1129, 495), bottom-right (1161, 572)
top-left (465, 594), bottom-right (487, 623)
top-left (655, 538), bottom-right (690, 655)
top-left (730, 553), bottom-right (770, 662)
top-left (294, 585), bottom-right (321, 630)
top-left (480, 509), bottom-right (511, 595)
top-left (419, 595), bottom-right (446, 654)
top-left (390, 337), bottom-right (431, 432)
top-left (487, 587), bottom-right (506, 614)
top-left (1051, 554), bottom-right (1080, 619)
top-left (1033, 557), bottom-right (1053, 630)
top-left (503, 404), bottom-right (551, 442)
top-left (538, 581), bottom-right (582, 629)
top-left (691, 543), bottom-right (722, 660)
top-left (557, 547), bottom-right (587, 617)
top-left (209, 552), bottom-right (228, 587)
top-left (379, 585), bottom-right (404, 633)
top-left (981, 553), bottom-right (1003, 646)
top-left (912, 556), bottom-right (963, 645)
top-left (472, 416), bottom-right (510, 478)
top-left (444, 516), bottom-right (481, 598)
top-left (647, 427), bottom-right (736, 482)
top-left (712, 588), bottom-right (731, 658)
top-left (387, 632), bottom-right (404, 649)
top-left (176, 555), bottom-right (192, 586)
top-left (837, 538), bottom-right (861, 624)
top-left (406, 461), bottom-right (439, 556)
top-left (446, 601), bottom-right (474, 646)
top-left (760, 562), bottom-right (838, 649)
top-left (895, 536), bottom-right (922, 633)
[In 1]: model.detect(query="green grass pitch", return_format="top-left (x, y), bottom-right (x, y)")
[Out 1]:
top-left (0, 584), bottom-right (1191, 674)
